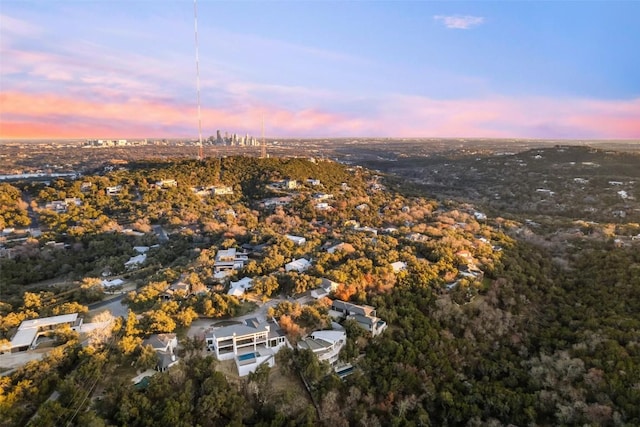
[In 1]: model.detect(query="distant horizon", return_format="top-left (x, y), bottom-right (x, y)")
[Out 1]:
top-left (2, 2), bottom-right (639, 140)
top-left (2, 136), bottom-right (640, 144)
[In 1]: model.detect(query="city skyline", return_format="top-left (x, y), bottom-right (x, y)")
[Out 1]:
top-left (1, 1), bottom-right (639, 140)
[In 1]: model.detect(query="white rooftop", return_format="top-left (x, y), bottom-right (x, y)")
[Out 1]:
top-left (125, 253), bottom-right (147, 266)
top-left (285, 235), bottom-right (306, 245)
top-left (285, 258), bottom-right (312, 272)
top-left (9, 313), bottom-right (79, 349)
top-left (102, 278), bottom-right (124, 288)
top-left (390, 261), bottom-right (407, 273)
top-left (310, 330), bottom-right (346, 344)
top-left (228, 277), bottom-right (254, 296)
top-left (18, 313), bottom-right (78, 330)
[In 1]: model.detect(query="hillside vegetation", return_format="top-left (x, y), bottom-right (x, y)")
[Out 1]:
top-left (0, 154), bottom-right (639, 426)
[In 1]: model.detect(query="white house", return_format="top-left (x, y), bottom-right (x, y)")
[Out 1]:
top-left (101, 278), bottom-right (124, 288)
top-left (212, 186), bottom-right (234, 195)
top-left (3, 313), bottom-right (83, 353)
top-left (106, 185), bottom-right (122, 196)
top-left (285, 234), bottom-right (306, 246)
top-left (285, 258), bottom-right (312, 273)
top-left (205, 318), bottom-right (289, 377)
top-left (214, 248), bottom-right (249, 273)
top-left (44, 198), bottom-right (82, 213)
top-left (390, 261), bottom-right (407, 273)
top-left (298, 330), bottom-right (346, 366)
top-left (228, 277), bottom-right (254, 297)
top-left (125, 253), bottom-right (147, 269)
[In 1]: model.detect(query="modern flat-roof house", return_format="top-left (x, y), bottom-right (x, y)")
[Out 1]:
top-left (214, 248), bottom-right (249, 273)
top-left (330, 300), bottom-right (387, 337)
top-left (2, 313), bottom-right (83, 353)
top-left (212, 186), bottom-right (234, 195)
top-left (106, 185), bottom-right (122, 196)
top-left (312, 192), bottom-right (333, 201)
top-left (285, 234), bottom-right (306, 246)
top-left (205, 318), bottom-right (289, 376)
top-left (298, 330), bottom-right (346, 366)
top-left (390, 261), bottom-right (407, 273)
top-left (285, 258), bottom-right (312, 273)
top-left (44, 198), bottom-right (82, 213)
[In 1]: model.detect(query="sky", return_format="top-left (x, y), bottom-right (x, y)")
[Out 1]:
top-left (1, 0), bottom-right (639, 140)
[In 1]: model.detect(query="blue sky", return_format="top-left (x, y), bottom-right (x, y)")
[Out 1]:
top-left (1, 0), bottom-right (639, 139)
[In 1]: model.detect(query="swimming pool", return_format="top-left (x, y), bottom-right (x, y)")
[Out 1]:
top-left (237, 352), bottom-right (257, 361)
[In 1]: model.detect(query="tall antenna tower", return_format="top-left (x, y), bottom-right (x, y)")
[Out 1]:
top-left (194, 0), bottom-right (204, 160)
top-left (261, 115), bottom-right (267, 158)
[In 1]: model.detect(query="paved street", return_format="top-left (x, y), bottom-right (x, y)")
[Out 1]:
top-left (88, 293), bottom-right (128, 318)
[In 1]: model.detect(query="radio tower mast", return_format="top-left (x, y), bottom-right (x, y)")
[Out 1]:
top-left (194, 0), bottom-right (204, 160)
top-left (261, 115), bottom-right (267, 158)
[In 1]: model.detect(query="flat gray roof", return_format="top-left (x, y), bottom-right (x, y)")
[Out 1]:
top-left (10, 313), bottom-right (79, 349)
top-left (211, 324), bottom-right (268, 339)
top-left (18, 313), bottom-right (78, 330)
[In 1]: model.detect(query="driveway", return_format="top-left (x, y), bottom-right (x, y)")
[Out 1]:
top-left (186, 296), bottom-right (285, 340)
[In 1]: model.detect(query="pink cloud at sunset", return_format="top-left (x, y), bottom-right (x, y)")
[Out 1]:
top-left (1, 91), bottom-right (639, 140)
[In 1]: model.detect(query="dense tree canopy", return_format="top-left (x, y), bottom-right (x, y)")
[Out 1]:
top-left (2, 155), bottom-right (640, 426)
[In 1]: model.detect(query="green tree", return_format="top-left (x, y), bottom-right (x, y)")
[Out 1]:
top-left (253, 276), bottom-right (279, 298)
top-left (141, 310), bottom-right (177, 334)
top-left (137, 344), bottom-right (158, 370)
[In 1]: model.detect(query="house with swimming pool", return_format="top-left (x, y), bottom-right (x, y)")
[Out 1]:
top-left (205, 318), bottom-right (289, 376)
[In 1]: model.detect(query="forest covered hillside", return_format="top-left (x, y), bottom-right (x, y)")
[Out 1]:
top-left (0, 154), bottom-right (639, 426)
